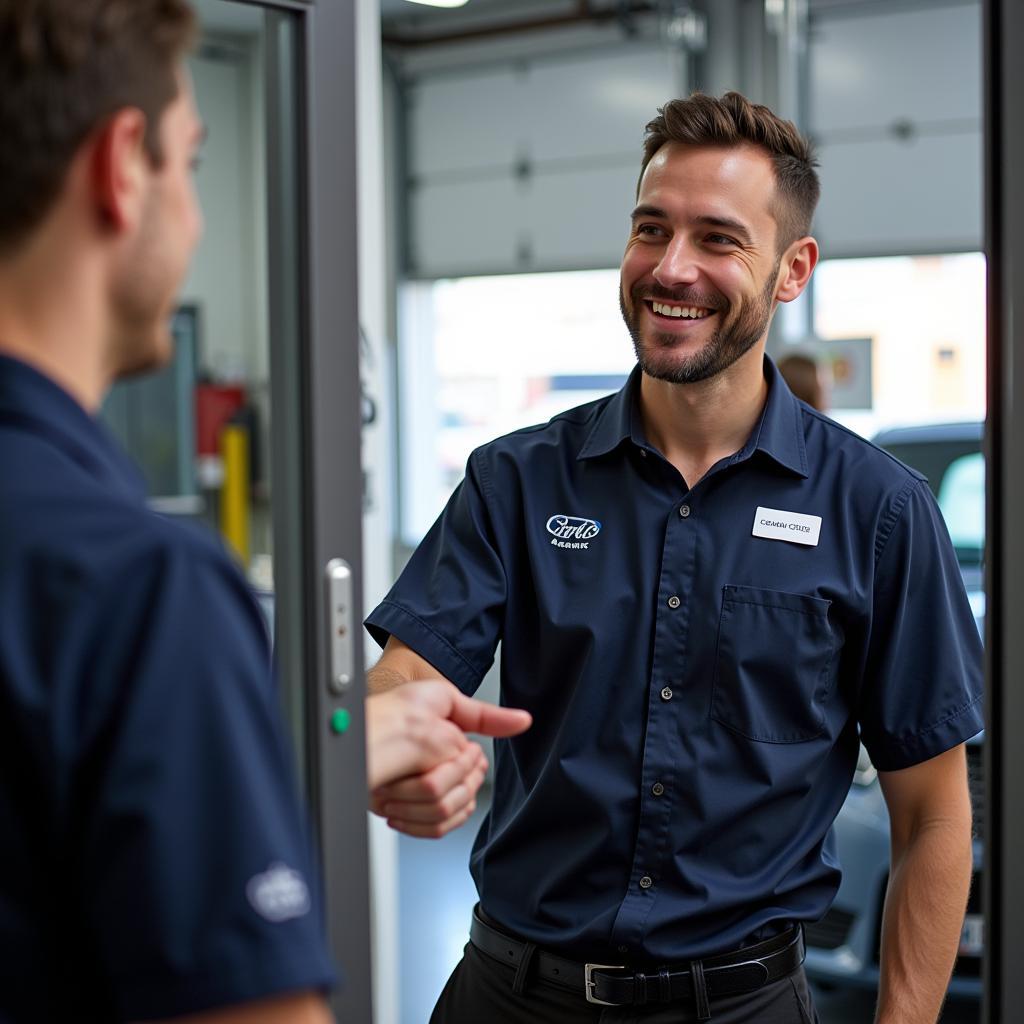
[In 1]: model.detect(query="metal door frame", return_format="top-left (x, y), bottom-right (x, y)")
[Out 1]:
top-left (983, 0), bottom-right (1024, 1018)
top-left (235, 1), bottom-right (371, 1019)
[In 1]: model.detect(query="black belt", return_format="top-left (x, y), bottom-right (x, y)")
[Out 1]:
top-left (469, 906), bottom-right (805, 1015)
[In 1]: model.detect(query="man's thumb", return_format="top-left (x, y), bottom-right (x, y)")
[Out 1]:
top-left (449, 692), bottom-right (532, 738)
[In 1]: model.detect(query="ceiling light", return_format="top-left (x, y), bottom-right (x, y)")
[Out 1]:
top-left (403, 0), bottom-right (470, 7)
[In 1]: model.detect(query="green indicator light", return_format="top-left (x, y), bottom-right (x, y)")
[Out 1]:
top-left (330, 708), bottom-right (352, 735)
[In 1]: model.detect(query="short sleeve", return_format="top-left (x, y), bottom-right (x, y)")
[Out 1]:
top-left (73, 539), bottom-right (337, 1020)
top-left (365, 451), bottom-right (506, 695)
top-left (857, 480), bottom-right (984, 771)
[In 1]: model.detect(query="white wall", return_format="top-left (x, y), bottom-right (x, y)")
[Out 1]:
top-left (183, 38), bottom-right (269, 384)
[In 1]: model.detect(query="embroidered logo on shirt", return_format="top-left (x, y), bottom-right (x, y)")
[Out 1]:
top-left (546, 514), bottom-right (601, 550)
top-left (246, 862), bottom-right (311, 923)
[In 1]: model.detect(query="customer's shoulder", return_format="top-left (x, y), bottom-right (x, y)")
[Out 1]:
top-left (1, 482), bottom-right (232, 590)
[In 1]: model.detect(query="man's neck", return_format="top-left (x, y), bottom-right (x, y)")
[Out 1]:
top-left (0, 239), bottom-right (109, 413)
top-left (638, 344), bottom-right (770, 488)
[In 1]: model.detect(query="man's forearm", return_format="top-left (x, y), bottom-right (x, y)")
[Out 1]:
top-left (366, 637), bottom-right (445, 694)
top-left (366, 662), bottom-right (412, 694)
top-left (875, 819), bottom-right (972, 1024)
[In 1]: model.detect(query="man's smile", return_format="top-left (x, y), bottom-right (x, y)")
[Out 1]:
top-left (646, 300), bottom-right (716, 321)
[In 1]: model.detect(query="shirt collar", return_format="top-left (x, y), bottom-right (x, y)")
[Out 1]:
top-left (576, 365), bottom-right (643, 461)
top-left (577, 356), bottom-right (808, 478)
top-left (0, 353), bottom-right (148, 501)
top-left (743, 356), bottom-right (809, 478)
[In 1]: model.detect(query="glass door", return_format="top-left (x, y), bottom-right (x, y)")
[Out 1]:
top-left (107, 1), bottom-right (371, 1018)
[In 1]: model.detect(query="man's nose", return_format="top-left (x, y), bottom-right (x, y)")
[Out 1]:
top-left (653, 237), bottom-right (700, 289)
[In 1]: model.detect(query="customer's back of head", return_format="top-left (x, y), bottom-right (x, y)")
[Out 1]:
top-left (0, 0), bottom-right (203, 409)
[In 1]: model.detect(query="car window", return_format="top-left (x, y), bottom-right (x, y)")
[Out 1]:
top-left (877, 434), bottom-right (983, 569)
top-left (937, 451), bottom-right (985, 564)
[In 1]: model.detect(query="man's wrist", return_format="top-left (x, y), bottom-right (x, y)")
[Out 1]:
top-left (365, 692), bottom-right (407, 789)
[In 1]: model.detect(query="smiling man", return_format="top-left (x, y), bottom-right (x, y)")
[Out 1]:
top-left (366, 93), bottom-right (983, 1023)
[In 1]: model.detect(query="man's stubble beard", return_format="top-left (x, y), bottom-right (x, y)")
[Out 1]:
top-left (109, 187), bottom-right (183, 381)
top-left (620, 260), bottom-right (780, 385)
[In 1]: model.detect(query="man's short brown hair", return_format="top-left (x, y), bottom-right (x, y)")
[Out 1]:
top-left (0, 0), bottom-right (197, 254)
top-left (640, 91), bottom-right (820, 253)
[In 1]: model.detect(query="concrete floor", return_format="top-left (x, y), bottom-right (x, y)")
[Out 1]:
top-left (397, 795), bottom-right (983, 1024)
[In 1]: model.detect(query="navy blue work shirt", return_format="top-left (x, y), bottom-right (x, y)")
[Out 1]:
top-left (0, 355), bottom-right (336, 1021)
top-left (367, 356), bottom-right (984, 964)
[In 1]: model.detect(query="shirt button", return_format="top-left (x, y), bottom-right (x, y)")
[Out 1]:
top-left (639, 875), bottom-right (653, 890)
top-left (679, 504), bottom-right (691, 518)
top-left (667, 595), bottom-right (681, 609)
top-left (660, 686), bottom-right (673, 701)
top-left (652, 782), bottom-right (665, 796)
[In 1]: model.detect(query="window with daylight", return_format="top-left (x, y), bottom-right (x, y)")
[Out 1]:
top-left (398, 269), bottom-right (633, 545)
top-left (811, 252), bottom-right (986, 439)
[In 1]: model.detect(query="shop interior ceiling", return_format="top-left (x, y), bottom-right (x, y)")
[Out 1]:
top-left (379, 0), bottom-right (951, 41)
top-left (378, 0), bottom-right (676, 47)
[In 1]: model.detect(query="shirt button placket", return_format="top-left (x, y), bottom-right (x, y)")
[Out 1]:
top-left (629, 498), bottom-right (687, 930)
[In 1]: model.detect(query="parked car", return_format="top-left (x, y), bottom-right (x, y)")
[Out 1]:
top-left (804, 422), bottom-right (985, 1000)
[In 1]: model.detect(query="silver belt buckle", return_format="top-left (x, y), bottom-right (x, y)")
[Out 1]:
top-left (584, 963), bottom-right (629, 1006)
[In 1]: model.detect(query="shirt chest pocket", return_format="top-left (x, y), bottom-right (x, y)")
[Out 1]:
top-left (711, 584), bottom-right (836, 743)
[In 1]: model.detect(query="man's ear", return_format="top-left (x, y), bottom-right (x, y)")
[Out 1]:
top-left (775, 236), bottom-right (820, 304)
top-left (90, 107), bottom-right (149, 233)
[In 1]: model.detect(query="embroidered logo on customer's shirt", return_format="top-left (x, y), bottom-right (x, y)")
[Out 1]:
top-left (546, 514), bottom-right (601, 550)
top-left (246, 863), bottom-right (311, 923)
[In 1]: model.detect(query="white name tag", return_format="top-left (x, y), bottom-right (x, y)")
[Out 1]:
top-left (752, 506), bottom-right (822, 547)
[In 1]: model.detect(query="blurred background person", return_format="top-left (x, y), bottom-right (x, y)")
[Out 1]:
top-left (777, 352), bottom-right (829, 412)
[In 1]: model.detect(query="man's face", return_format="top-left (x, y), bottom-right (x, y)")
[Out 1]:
top-left (619, 142), bottom-right (783, 385)
top-left (110, 70), bottom-right (204, 378)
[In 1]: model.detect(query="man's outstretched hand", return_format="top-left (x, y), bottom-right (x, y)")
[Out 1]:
top-left (365, 680), bottom-right (531, 838)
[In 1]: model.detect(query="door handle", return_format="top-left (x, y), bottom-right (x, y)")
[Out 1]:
top-left (325, 558), bottom-right (354, 694)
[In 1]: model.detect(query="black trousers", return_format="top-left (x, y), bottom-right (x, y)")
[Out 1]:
top-left (430, 941), bottom-right (821, 1024)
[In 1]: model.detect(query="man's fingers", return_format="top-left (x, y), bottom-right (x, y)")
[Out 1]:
top-left (379, 762), bottom-right (487, 823)
top-left (387, 800), bottom-right (477, 839)
top-left (448, 690), bottom-right (532, 738)
top-left (380, 783), bottom-right (470, 824)
top-left (371, 744), bottom-right (485, 805)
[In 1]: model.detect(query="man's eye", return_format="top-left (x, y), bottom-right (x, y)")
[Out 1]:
top-left (636, 224), bottom-right (665, 237)
top-left (707, 233), bottom-right (737, 246)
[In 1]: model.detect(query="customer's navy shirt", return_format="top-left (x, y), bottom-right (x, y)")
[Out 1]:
top-left (0, 355), bottom-right (336, 1021)
top-left (367, 357), bottom-right (984, 963)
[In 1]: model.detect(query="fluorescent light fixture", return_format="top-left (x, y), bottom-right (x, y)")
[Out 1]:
top-left (404, 0), bottom-right (470, 7)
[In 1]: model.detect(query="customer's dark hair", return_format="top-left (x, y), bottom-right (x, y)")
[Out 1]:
top-left (0, 0), bottom-right (197, 253)
top-left (640, 91), bottom-right (820, 252)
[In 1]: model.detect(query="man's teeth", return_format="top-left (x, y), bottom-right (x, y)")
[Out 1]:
top-left (652, 301), bottom-right (711, 319)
